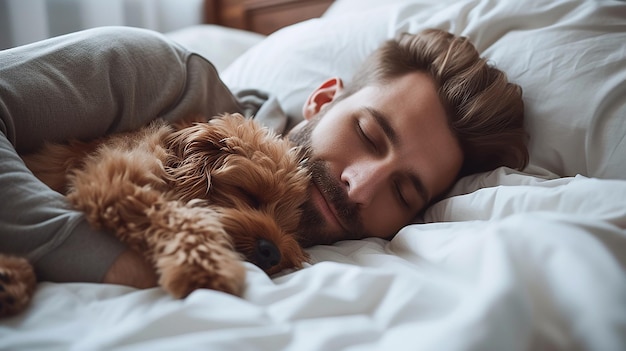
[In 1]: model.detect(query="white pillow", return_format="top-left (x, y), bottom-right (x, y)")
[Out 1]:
top-left (166, 24), bottom-right (265, 72)
top-left (221, 0), bottom-right (626, 180)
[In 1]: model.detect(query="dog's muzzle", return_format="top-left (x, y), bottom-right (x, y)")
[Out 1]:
top-left (255, 239), bottom-right (281, 270)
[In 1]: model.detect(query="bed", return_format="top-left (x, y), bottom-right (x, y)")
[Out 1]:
top-left (2, 0), bottom-right (625, 350)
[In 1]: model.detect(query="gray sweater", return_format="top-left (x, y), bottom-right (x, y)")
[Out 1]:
top-left (0, 26), bottom-right (288, 283)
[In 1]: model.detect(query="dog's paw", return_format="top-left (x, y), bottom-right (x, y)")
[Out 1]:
top-left (158, 254), bottom-right (247, 298)
top-left (0, 256), bottom-right (37, 317)
top-left (154, 232), bottom-right (247, 298)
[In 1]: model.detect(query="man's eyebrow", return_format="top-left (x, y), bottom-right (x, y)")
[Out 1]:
top-left (364, 107), bottom-right (430, 205)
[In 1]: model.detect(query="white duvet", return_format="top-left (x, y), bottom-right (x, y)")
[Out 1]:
top-left (1, 170), bottom-right (625, 351)
top-left (2, 0), bottom-right (626, 350)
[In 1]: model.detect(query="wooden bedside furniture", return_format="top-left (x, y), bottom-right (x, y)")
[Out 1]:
top-left (204, 0), bottom-right (335, 35)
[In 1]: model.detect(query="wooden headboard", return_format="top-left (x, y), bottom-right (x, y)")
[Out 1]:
top-left (203, 0), bottom-right (334, 35)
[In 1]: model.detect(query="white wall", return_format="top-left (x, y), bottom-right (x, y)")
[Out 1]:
top-left (0, 0), bottom-right (205, 50)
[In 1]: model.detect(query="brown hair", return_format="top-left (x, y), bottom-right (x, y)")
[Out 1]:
top-left (341, 29), bottom-right (528, 178)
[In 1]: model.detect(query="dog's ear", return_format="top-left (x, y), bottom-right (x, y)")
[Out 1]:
top-left (164, 115), bottom-right (237, 202)
top-left (165, 113), bottom-right (309, 211)
top-left (198, 114), bottom-right (310, 213)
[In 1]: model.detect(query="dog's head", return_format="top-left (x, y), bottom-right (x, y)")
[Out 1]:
top-left (165, 113), bottom-right (311, 274)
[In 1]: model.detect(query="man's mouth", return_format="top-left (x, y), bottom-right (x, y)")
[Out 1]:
top-left (310, 181), bottom-right (347, 234)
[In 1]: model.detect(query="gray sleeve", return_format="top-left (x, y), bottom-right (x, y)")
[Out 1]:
top-left (0, 133), bottom-right (126, 282)
top-left (1, 26), bottom-right (243, 153)
top-left (0, 26), bottom-right (244, 283)
top-left (233, 88), bottom-right (293, 135)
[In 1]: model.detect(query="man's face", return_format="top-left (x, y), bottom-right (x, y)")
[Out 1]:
top-left (288, 72), bottom-right (463, 246)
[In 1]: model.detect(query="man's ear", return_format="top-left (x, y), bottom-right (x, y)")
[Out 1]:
top-left (302, 77), bottom-right (344, 120)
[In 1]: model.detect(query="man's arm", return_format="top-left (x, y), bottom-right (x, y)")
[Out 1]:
top-left (1, 130), bottom-right (155, 287)
top-left (0, 26), bottom-right (242, 284)
top-left (103, 250), bottom-right (157, 288)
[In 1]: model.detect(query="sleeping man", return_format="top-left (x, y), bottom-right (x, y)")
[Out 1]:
top-left (0, 27), bottom-right (528, 289)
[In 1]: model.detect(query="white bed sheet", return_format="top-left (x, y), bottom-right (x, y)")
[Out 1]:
top-left (2, 1), bottom-right (626, 350)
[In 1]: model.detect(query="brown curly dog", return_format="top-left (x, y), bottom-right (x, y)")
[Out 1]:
top-left (0, 113), bottom-right (310, 317)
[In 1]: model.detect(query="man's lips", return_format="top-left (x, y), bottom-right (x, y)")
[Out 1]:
top-left (311, 182), bottom-right (346, 234)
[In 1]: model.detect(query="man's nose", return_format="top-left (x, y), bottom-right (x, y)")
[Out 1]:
top-left (341, 160), bottom-right (392, 207)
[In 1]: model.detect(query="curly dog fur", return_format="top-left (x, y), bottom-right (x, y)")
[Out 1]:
top-left (0, 113), bottom-right (310, 317)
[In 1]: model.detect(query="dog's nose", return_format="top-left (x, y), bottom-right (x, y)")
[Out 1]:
top-left (255, 239), bottom-right (281, 270)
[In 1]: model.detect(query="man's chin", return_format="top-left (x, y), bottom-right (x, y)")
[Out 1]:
top-left (296, 200), bottom-right (342, 247)
top-left (296, 219), bottom-right (333, 247)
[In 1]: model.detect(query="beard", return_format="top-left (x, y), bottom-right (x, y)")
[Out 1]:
top-left (287, 115), bottom-right (365, 247)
